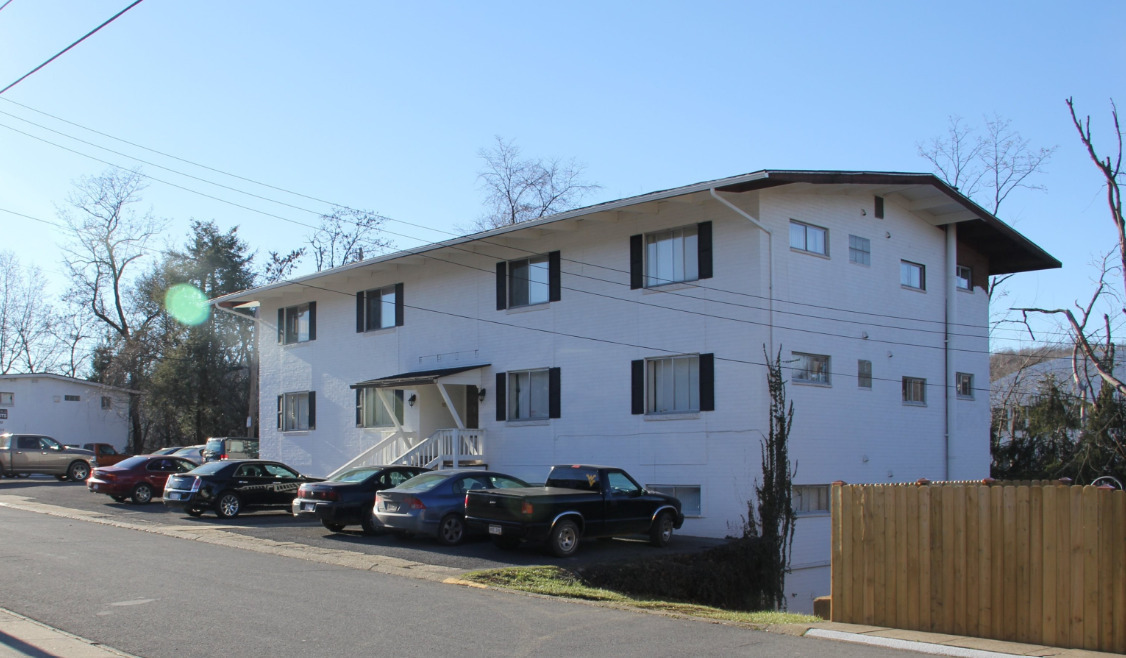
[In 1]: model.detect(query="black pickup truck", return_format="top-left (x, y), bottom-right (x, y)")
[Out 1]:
top-left (464, 464), bottom-right (684, 557)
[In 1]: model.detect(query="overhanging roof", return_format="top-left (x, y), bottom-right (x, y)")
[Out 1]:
top-left (350, 364), bottom-right (489, 389)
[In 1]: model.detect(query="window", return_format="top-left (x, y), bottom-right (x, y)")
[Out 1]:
top-left (902, 377), bottom-right (926, 405)
top-left (956, 265), bottom-right (972, 291)
top-left (497, 252), bottom-right (560, 309)
top-left (793, 485), bottom-right (830, 515)
top-left (64, 395), bottom-right (80, 402)
top-left (356, 388), bottom-right (404, 427)
top-left (629, 222), bottom-right (712, 289)
top-left (956, 372), bottom-right (974, 399)
top-left (632, 354), bottom-right (714, 415)
top-left (793, 352), bottom-right (830, 385)
top-left (646, 484), bottom-right (702, 516)
top-left (900, 260), bottom-right (925, 290)
top-left (849, 235), bottom-right (871, 265)
top-left (101, 396), bottom-right (112, 410)
top-left (874, 196), bottom-right (885, 219)
top-left (279, 302), bottom-right (316, 344)
top-left (278, 391), bottom-right (315, 431)
top-left (789, 220), bottom-right (828, 256)
top-left (857, 360), bottom-right (872, 389)
top-left (0, 392), bottom-right (12, 405)
top-left (495, 367), bottom-right (561, 421)
top-left (357, 284), bottom-right (403, 332)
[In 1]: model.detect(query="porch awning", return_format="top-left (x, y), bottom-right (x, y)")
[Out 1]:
top-left (350, 364), bottom-right (489, 389)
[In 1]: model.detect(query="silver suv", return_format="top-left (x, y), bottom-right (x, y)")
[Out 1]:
top-left (0, 433), bottom-right (97, 481)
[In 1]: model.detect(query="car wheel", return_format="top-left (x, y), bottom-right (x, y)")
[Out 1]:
top-left (321, 520), bottom-right (345, 532)
top-left (548, 519), bottom-right (580, 558)
top-left (360, 509), bottom-right (382, 536)
top-left (186, 508), bottom-right (204, 517)
top-left (131, 483), bottom-right (154, 505)
top-left (215, 492), bottom-right (241, 518)
top-left (649, 511), bottom-right (675, 548)
top-left (491, 535), bottom-right (520, 550)
top-left (436, 514), bottom-right (466, 546)
top-left (111, 495), bottom-right (127, 503)
top-left (67, 461), bottom-right (90, 482)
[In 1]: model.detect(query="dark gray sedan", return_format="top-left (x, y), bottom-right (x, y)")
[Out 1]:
top-left (374, 469), bottom-right (528, 546)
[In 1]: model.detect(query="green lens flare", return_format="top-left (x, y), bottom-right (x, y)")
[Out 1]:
top-left (164, 284), bottom-right (210, 325)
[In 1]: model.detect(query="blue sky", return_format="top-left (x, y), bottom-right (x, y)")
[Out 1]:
top-left (0, 1), bottom-right (1122, 352)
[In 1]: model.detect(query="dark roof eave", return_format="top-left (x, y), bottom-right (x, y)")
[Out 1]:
top-left (350, 364), bottom-right (489, 389)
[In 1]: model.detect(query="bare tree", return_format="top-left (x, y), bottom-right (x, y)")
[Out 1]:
top-left (261, 248), bottom-right (306, 284)
top-left (0, 252), bottom-right (55, 373)
top-left (58, 168), bottom-right (165, 452)
top-left (471, 136), bottom-right (600, 231)
top-left (308, 207), bottom-right (392, 272)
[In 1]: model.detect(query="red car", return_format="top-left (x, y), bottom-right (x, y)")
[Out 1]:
top-left (87, 455), bottom-right (198, 504)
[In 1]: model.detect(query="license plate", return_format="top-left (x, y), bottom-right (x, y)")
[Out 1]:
top-left (384, 503), bottom-right (399, 512)
top-left (489, 524), bottom-right (502, 535)
top-left (167, 492), bottom-right (182, 500)
top-left (301, 502), bottom-right (316, 511)
top-left (91, 484), bottom-right (99, 492)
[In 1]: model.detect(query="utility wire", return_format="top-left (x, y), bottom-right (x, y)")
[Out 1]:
top-left (0, 0), bottom-right (145, 96)
top-left (0, 1), bottom-right (14, 13)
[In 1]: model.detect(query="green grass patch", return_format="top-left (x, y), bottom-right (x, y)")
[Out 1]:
top-left (462, 566), bottom-right (821, 626)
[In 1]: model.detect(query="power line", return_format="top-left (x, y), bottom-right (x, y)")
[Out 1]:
top-left (0, 0), bottom-right (146, 96)
top-left (0, 1), bottom-right (14, 13)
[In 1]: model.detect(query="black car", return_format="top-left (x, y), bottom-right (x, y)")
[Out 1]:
top-left (163, 459), bottom-right (320, 518)
top-left (291, 465), bottom-right (429, 534)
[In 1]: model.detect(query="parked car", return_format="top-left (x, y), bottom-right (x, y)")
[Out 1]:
top-left (292, 465), bottom-right (429, 533)
top-left (374, 469), bottom-right (528, 546)
top-left (87, 455), bottom-right (199, 504)
top-left (162, 459), bottom-right (320, 518)
top-left (81, 443), bottom-right (130, 467)
top-left (171, 445), bottom-right (205, 464)
top-left (0, 433), bottom-right (96, 481)
top-left (464, 465), bottom-right (685, 557)
top-left (201, 437), bottom-right (259, 463)
top-left (151, 446), bottom-right (183, 455)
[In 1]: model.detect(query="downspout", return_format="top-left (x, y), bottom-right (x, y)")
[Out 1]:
top-left (944, 224), bottom-right (956, 480)
top-left (709, 188), bottom-right (774, 352)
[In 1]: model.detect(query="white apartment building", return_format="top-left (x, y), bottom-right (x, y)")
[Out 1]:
top-left (213, 170), bottom-right (1058, 611)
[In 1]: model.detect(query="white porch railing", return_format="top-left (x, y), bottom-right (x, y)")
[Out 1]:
top-left (326, 428), bottom-right (485, 478)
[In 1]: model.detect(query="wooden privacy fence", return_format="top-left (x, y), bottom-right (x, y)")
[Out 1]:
top-left (830, 479), bottom-right (1126, 653)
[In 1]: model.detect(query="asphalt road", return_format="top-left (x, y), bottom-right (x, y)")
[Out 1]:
top-left (0, 492), bottom-right (918, 657)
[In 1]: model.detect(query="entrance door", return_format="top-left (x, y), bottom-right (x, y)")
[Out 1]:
top-left (465, 386), bottom-right (479, 429)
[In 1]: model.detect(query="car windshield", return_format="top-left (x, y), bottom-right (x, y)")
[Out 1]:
top-left (204, 439), bottom-right (223, 451)
top-left (330, 468), bottom-right (379, 483)
top-left (115, 456), bottom-right (149, 469)
top-left (394, 472), bottom-right (449, 493)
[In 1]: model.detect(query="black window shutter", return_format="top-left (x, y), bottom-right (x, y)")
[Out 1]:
top-left (631, 360), bottom-right (645, 414)
top-left (700, 353), bottom-right (715, 412)
top-left (495, 262), bottom-right (508, 310)
top-left (629, 234), bottom-right (644, 289)
top-left (307, 302), bottom-right (317, 341)
top-left (875, 196), bottom-right (884, 219)
top-left (277, 308), bottom-right (285, 343)
top-left (355, 389), bottom-right (363, 426)
top-left (307, 392), bottom-right (316, 429)
top-left (356, 291), bottom-right (366, 333)
top-left (697, 221), bottom-right (713, 280)
top-left (549, 367), bottom-right (561, 419)
top-left (495, 372), bottom-right (506, 422)
top-left (548, 251), bottom-right (561, 302)
top-left (277, 395), bottom-right (283, 430)
top-left (395, 283), bottom-right (405, 327)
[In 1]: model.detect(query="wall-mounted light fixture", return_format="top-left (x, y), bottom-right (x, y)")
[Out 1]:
top-left (478, 388), bottom-right (487, 403)
top-left (408, 394), bottom-right (417, 407)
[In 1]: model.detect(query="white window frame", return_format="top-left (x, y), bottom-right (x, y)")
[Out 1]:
top-left (956, 265), bottom-right (972, 291)
top-left (848, 235), bottom-right (871, 265)
top-left (857, 360), bottom-right (872, 389)
top-left (364, 285), bottom-right (397, 331)
top-left (508, 254), bottom-right (551, 307)
top-left (956, 372), bottom-right (974, 400)
top-left (508, 369), bottom-right (550, 420)
top-left (283, 303), bottom-right (313, 344)
top-left (646, 354), bottom-right (700, 414)
top-left (793, 484), bottom-right (830, 516)
top-left (360, 389), bottom-right (404, 428)
top-left (645, 225), bottom-right (699, 287)
top-left (281, 392), bottom-right (312, 431)
top-left (902, 377), bottom-right (926, 405)
top-left (646, 484), bottom-right (702, 517)
top-left (900, 260), bottom-right (925, 291)
top-left (790, 220), bottom-right (828, 256)
top-left (792, 352), bottom-right (831, 386)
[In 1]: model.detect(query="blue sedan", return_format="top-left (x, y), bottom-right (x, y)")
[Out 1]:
top-left (374, 469), bottom-right (528, 545)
